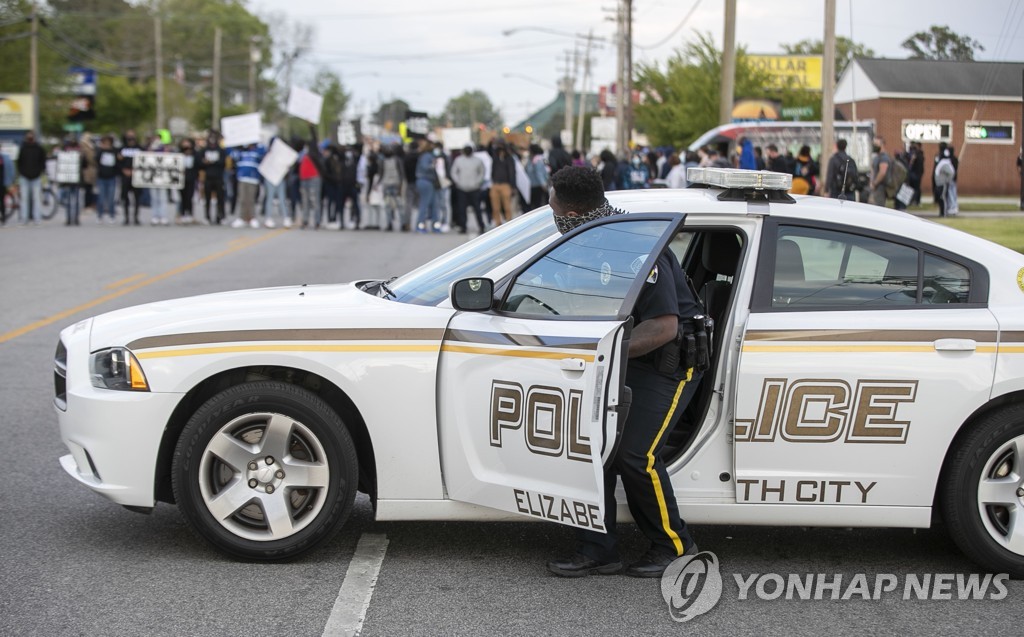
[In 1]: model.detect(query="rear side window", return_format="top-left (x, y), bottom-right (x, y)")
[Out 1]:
top-left (770, 226), bottom-right (972, 309)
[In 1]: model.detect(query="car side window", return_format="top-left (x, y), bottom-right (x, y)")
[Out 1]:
top-left (501, 219), bottom-right (671, 317)
top-left (772, 226), bottom-right (921, 308)
top-left (923, 253), bottom-right (971, 304)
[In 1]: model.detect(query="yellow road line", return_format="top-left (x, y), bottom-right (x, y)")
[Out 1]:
top-left (104, 273), bottom-right (147, 290)
top-left (0, 230), bottom-right (286, 345)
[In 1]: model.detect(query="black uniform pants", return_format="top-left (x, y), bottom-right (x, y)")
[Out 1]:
top-left (180, 176), bottom-right (196, 217)
top-left (578, 364), bottom-right (700, 562)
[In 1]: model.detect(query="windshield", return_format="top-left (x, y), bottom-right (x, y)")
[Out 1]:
top-left (388, 209), bottom-right (556, 306)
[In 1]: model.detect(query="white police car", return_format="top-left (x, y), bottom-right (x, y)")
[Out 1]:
top-left (55, 168), bottom-right (1024, 575)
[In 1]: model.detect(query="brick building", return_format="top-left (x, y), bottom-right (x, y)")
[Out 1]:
top-left (834, 58), bottom-right (1023, 196)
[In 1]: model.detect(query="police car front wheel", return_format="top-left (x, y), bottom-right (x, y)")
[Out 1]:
top-left (171, 381), bottom-right (359, 560)
top-left (942, 403), bottom-right (1024, 578)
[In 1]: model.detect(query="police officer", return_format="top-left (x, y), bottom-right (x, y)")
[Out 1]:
top-left (545, 166), bottom-right (701, 578)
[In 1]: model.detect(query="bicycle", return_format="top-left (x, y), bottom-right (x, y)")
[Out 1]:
top-left (2, 179), bottom-right (59, 222)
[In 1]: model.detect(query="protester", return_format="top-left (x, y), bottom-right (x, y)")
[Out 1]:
top-left (95, 134), bottom-right (119, 224)
top-left (935, 146), bottom-right (958, 217)
top-left (526, 144), bottom-right (549, 210)
top-left (664, 153), bottom-right (686, 189)
top-left (791, 145), bottom-right (817, 195)
top-left (548, 134), bottom-right (572, 177)
top-left (376, 146), bottom-right (403, 231)
top-left (870, 136), bottom-right (891, 207)
top-left (0, 146), bottom-right (11, 225)
top-left (16, 131), bottom-right (47, 224)
top-left (623, 153), bottom-right (650, 189)
top-left (489, 140), bottom-right (517, 225)
top-left (118, 130), bottom-right (142, 225)
top-left (177, 138), bottom-right (198, 224)
top-left (79, 133), bottom-right (97, 216)
top-left (451, 145), bottom-right (485, 233)
top-left (738, 136), bottom-right (757, 170)
top-left (765, 144), bottom-right (788, 173)
top-left (58, 138), bottom-right (84, 226)
top-left (598, 149), bottom-right (618, 191)
top-left (201, 134), bottom-right (226, 224)
top-left (825, 139), bottom-right (857, 200)
top-left (415, 140), bottom-right (441, 233)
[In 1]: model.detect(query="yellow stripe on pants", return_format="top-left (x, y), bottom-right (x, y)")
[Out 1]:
top-left (645, 368), bottom-right (692, 556)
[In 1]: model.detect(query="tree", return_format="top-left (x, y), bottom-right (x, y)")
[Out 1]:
top-left (310, 67), bottom-right (350, 140)
top-left (634, 32), bottom-right (809, 149)
top-left (441, 90), bottom-right (501, 128)
top-left (901, 25), bottom-right (984, 61)
top-left (782, 36), bottom-right (876, 81)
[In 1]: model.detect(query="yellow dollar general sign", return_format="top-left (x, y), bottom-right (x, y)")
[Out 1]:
top-left (746, 55), bottom-right (823, 91)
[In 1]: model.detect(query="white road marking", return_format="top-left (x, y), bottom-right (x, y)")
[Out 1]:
top-left (322, 533), bottom-right (389, 637)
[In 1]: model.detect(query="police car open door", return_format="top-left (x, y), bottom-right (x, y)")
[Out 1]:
top-left (439, 214), bottom-right (686, 531)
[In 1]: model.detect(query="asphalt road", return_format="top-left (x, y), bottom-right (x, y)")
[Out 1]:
top-left (1, 217), bottom-right (1020, 637)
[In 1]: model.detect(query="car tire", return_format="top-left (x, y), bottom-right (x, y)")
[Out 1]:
top-left (942, 403), bottom-right (1024, 578)
top-left (171, 381), bottom-right (358, 560)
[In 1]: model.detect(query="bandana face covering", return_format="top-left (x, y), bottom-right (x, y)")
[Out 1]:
top-left (553, 200), bottom-right (626, 234)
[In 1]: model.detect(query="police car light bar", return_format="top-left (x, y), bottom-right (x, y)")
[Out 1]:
top-left (687, 167), bottom-right (792, 191)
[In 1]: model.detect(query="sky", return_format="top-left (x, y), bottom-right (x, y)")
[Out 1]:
top-left (250, 0), bottom-right (1024, 128)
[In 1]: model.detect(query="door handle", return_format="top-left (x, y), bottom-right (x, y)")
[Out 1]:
top-left (934, 338), bottom-right (976, 352)
top-left (559, 357), bottom-right (587, 371)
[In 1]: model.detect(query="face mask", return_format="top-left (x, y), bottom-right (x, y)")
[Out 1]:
top-left (433, 148), bottom-right (442, 157)
top-left (872, 145), bottom-right (881, 153)
top-left (632, 157), bottom-right (641, 166)
top-left (345, 151), bottom-right (354, 160)
top-left (553, 201), bottom-right (623, 235)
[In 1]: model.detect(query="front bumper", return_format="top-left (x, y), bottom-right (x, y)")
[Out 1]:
top-left (55, 328), bottom-right (184, 508)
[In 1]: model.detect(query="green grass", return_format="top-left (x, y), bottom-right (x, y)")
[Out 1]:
top-left (909, 203), bottom-right (1022, 213)
top-left (932, 217), bottom-right (1024, 254)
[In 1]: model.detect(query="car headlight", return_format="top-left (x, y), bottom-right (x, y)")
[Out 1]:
top-left (89, 347), bottom-right (150, 391)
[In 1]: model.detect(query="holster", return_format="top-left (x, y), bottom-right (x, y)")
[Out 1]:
top-left (654, 315), bottom-right (714, 375)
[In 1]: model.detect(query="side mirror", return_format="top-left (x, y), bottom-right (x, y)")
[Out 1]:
top-left (450, 277), bottom-right (494, 312)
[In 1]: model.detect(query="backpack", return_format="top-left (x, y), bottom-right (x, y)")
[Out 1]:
top-left (885, 156), bottom-right (908, 197)
top-left (833, 154), bottom-right (858, 195)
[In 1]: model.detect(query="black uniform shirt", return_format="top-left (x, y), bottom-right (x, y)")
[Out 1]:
top-left (630, 249), bottom-right (702, 377)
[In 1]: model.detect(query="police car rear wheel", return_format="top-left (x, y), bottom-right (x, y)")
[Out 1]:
top-left (171, 381), bottom-right (358, 560)
top-left (942, 404), bottom-right (1024, 578)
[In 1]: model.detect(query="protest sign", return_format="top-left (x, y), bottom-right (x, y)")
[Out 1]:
top-left (286, 86), bottom-right (324, 124)
top-left (132, 152), bottom-right (185, 189)
top-left (221, 112), bottom-right (262, 148)
top-left (55, 151), bottom-right (81, 184)
top-left (441, 127), bottom-right (472, 151)
top-left (257, 138), bottom-right (299, 187)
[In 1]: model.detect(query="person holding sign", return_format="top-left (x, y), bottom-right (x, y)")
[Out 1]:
top-left (118, 130), bottom-right (143, 225)
top-left (200, 133), bottom-right (227, 225)
top-left (56, 138), bottom-right (85, 226)
top-left (95, 135), bottom-right (119, 224)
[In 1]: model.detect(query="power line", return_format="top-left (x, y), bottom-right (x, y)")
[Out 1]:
top-left (635, 0), bottom-right (701, 50)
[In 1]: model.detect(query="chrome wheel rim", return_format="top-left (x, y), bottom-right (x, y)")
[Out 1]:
top-left (977, 434), bottom-right (1024, 556)
top-left (198, 412), bottom-right (331, 542)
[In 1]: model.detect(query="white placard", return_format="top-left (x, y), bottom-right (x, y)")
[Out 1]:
top-left (590, 116), bottom-right (616, 141)
top-left (132, 152), bottom-right (185, 189)
top-left (441, 127), bottom-right (472, 151)
top-left (257, 138), bottom-right (299, 187)
top-left (338, 122), bottom-right (357, 146)
top-left (514, 156), bottom-right (530, 205)
top-left (221, 112), bottom-right (262, 148)
top-left (896, 183), bottom-right (914, 206)
top-left (56, 151), bottom-right (81, 184)
top-left (287, 86), bottom-right (324, 124)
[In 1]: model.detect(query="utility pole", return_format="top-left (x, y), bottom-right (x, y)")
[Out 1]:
top-left (614, 0), bottom-right (625, 156)
top-left (212, 26), bottom-right (222, 131)
top-left (562, 50), bottom-right (574, 147)
top-left (719, 0), bottom-right (737, 126)
top-left (29, 4), bottom-right (39, 135)
top-left (249, 37), bottom-right (261, 111)
top-left (576, 30), bottom-right (595, 155)
top-left (155, 15), bottom-right (164, 132)
top-left (623, 0), bottom-right (633, 155)
top-left (820, 0), bottom-right (836, 194)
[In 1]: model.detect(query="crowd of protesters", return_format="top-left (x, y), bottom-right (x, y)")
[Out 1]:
top-left (1, 126), bottom-right (970, 229)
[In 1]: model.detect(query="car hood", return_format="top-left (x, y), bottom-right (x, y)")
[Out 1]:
top-left (88, 282), bottom-right (430, 351)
